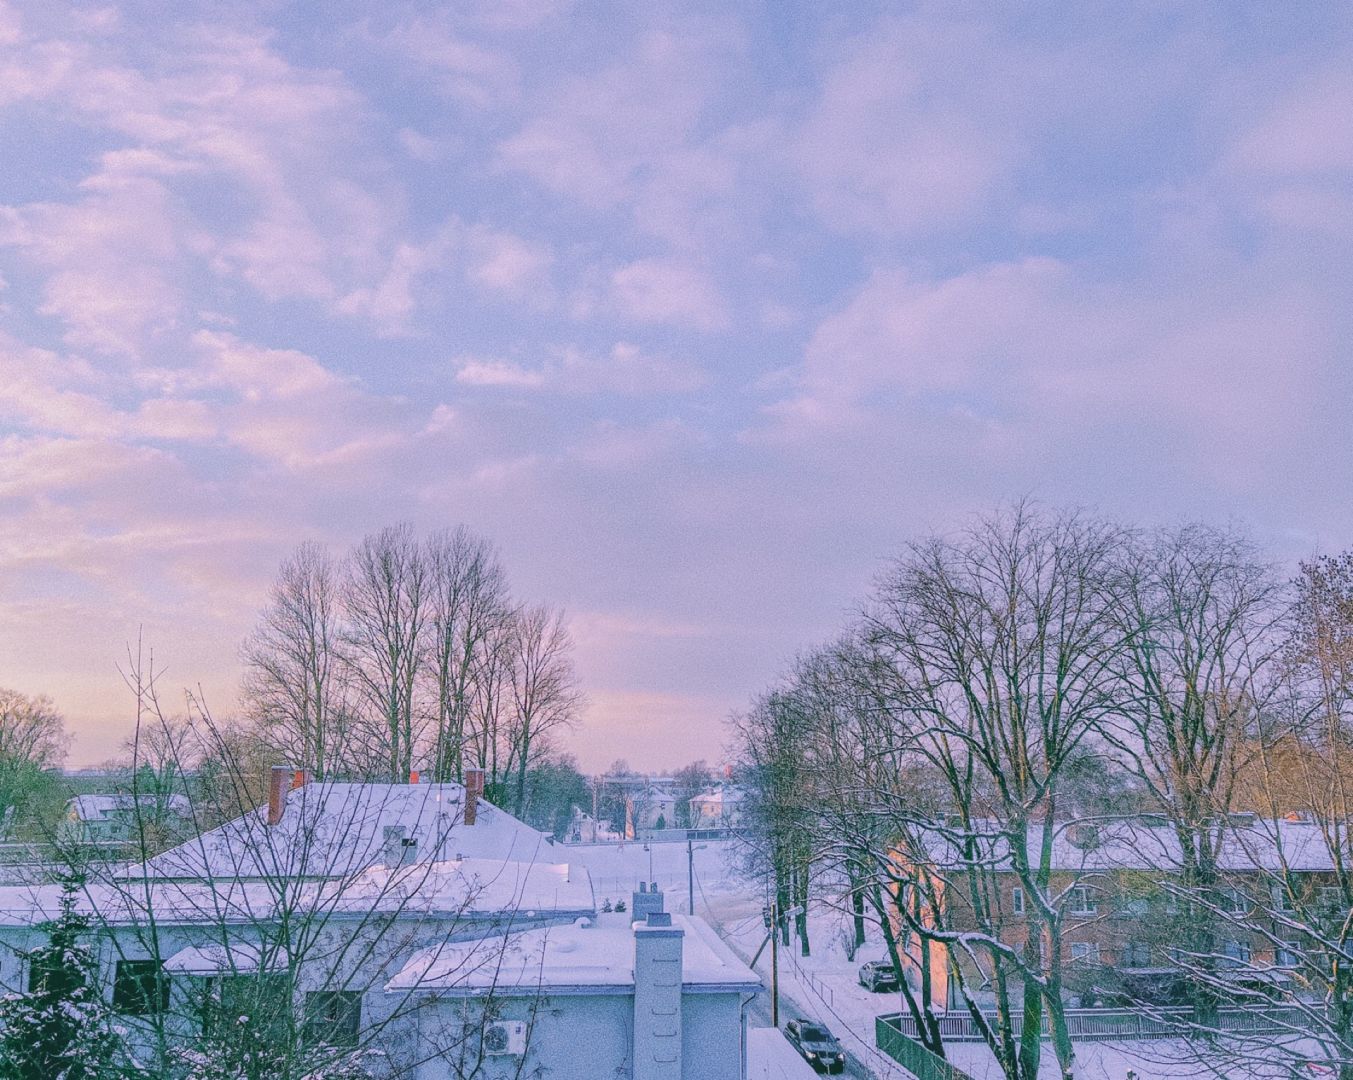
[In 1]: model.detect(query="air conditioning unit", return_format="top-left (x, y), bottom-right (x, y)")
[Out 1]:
top-left (483, 1020), bottom-right (527, 1056)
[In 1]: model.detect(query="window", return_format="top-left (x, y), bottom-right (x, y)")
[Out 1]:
top-left (1120, 941), bottom-right (1152, 968)
top-left (1272, 885), bottom-right (1296, 913)
top-left (1011, 886), bottom-right (1025, 915)
top-left (1276, 941), bottom-right (1302, 969)
top-left (1221, 939), bottom-right (1252, 966)
top-left (1070, 942), bottom-right (1101, 964)
top-left (305, 990), bottom-right (361, 1047)
top-left (1069, 886), bottom-right (1098, 915)
top-left (1222, 888), bottom-right (1248, 914)
top-left (202, 974), bottom-right (289, 1039)
top-left (113, 960), bottom-right (168, 1016)
top-left (1319, 886), bottom-right (1345, 912)
top-left (1121, 896), bottom-right (1148, 917)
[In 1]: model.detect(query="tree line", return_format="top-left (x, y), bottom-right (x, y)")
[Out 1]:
top-left (735, 503), bottom-right (1353, 1080)
top-left (241, 523), bottom-right (584, 817)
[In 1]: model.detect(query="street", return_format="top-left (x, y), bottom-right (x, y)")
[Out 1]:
top-left (746, 983), bottom-right (880, 1079)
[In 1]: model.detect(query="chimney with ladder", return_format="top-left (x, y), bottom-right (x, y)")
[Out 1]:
top-left (633, 911), bottom-right (684, 1080)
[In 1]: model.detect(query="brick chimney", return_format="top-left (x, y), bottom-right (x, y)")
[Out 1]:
top-left (268, 765), bottom-right (293, 826)
top-left (633, 911), bottom-right (683, 1080)
top-left (464, 767), bottom-right (486, 826)
top-left (632, 881), bottom-right (665, 922)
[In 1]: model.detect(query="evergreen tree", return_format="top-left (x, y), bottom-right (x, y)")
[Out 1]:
top-left (0, 875), bottom-right (125, 1079)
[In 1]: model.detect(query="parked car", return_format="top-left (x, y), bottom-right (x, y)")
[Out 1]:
top-left (784, 1017), bottom-right (846, 1075)
top-left (857, 959), bottom-right (901, 992)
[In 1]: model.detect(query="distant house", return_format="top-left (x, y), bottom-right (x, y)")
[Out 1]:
top-left (62, 793), bottom-right (193, 845)
top-left (568, 807), bottom-right (621, 843)
top-left (688, 788), bottom-right (744, 830)
top-left (634, 787), bottom-right (676, 831)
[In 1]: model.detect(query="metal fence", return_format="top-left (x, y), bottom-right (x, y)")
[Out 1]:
top-left (875, 1016), bottom-right (979, 1080)
top-left (880, 1005), bottom-right (1308, 1043)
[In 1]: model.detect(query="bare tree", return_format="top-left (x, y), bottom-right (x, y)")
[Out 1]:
top-left (241, 542), bottom-right (349, 779)
top-left (503, 604), bottom-right (582, 817)
top-left (343, 525), bottom-right (429, 782)
top-left (863, 504), bottom-right (1126, 1080)
top-left (463, 612), bottom-right (514, 798)
top-left (424, 528), bottom-right (510, 785)
top-left (734, 687), bottom-right (815, 956)
top-left (671, 760), bottom-right (714, 829)
top-left (1180, 553), bottom-right (1353, 1080)
top-left (1100, 523), bottom-right (1284, 1018)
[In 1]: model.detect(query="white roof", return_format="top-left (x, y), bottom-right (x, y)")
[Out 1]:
top-left (691, 788), bottom-right (743, 806)
top-left (163, 941), bottom-right (277, 975)
top-left (0, 854), bottom-right (591, 928)
top-left (0, 880), bottom-right (277, 927)
top-left (302, 857), bottom-right (594, 916)
top-left (68, 794), bottom-right (192, 821)
top-left (387, 912), bottom-right (760, 995)
top-left (128, 782), bottom-right (553, 881)
top-left (919, 817), bottom-right (1343, 874)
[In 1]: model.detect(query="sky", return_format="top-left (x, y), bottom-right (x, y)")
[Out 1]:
top-left (2, 1), bottom-right (1352, 772)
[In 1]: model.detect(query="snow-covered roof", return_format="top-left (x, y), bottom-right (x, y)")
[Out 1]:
top-left (0, 880), bottom-right (278, 927)
top-left (68, 794), bottom-right (192, 821)
top-left (386, 912), bottom-right (760, 996)
top-left (691, 788), bottom-right (743, 806)
top-left (164, 941), bottom-right (277, 975)
top-left (126, 782), bottom-right (553, 881)
top-left (917, 817), bottom-right (1343, 875)
top-left (0, 853), bottom-right (592, 928)
top-left (302, 857), bottom-right (594, 917)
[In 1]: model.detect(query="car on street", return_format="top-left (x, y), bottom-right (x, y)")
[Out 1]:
top-left (784, 1017), bottom-right (846, 1074)
top-left (857, 959), bottom-right (901, 992)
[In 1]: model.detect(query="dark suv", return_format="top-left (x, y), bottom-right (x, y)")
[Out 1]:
top-left (857, 959), bottom-right (901, 992)
top-left (784, 1018), bottom-right (845, 1074)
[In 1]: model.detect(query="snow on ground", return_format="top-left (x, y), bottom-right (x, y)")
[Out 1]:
top-left (943, 1036), bottom-right (1329, 1080)
top-left (747, 1027), bottom-right (825, 1079)
top-left (567, 840), bottom-right (1315, 1080)
top-left (569, 840), bottom-right (914, 1078)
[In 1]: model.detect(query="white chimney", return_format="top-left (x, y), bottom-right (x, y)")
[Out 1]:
top-left (633, 912), bottom-right (683, 1080)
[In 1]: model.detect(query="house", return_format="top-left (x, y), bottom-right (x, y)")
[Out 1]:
top-left (62, 792), bottom-right (194, 845)
top-left (569, 807), bottom-right (621, 843)
top-left (0, 766), bottom-right (762, 1077)
top-left (689, 788), bottom-right (744, 830)
top-left (387, 884), bottom-right (761, 1080)
top-left (634, 786), bottom-right (677, 831)
top-left (893, 815), bottom-right (1344, 1009)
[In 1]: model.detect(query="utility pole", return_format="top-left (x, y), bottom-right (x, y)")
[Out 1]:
top-left (687, 835), bottom-right (695, 915)
top-left (770, 899), bottom-right (780, 1027)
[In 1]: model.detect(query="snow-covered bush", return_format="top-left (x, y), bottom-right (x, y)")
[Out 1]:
top-left (0, 876), bottom-right (126, 1080)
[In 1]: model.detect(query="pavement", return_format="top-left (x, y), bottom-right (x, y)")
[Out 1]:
top-left (739, 941), bottom-right (886, 1079)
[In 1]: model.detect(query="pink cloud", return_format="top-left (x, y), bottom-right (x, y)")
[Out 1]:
top-left (610, 258), bottom-right (726, 331)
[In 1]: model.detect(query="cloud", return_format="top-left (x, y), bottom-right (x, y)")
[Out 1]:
top-left (1, 174), bottom-right (185, 353)
top-left (794, 15), bottom-right (1029, 234)
top-left (496, 24), bottom-right (748, 247)
top-left (455, 357), bottom-right (547, 389)
top-left (454, 342), bottom-right (705, 396)
top-left (380, 15), bottom-right (519, 107)
top-left (610, 258), bottom-right (726, 330)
